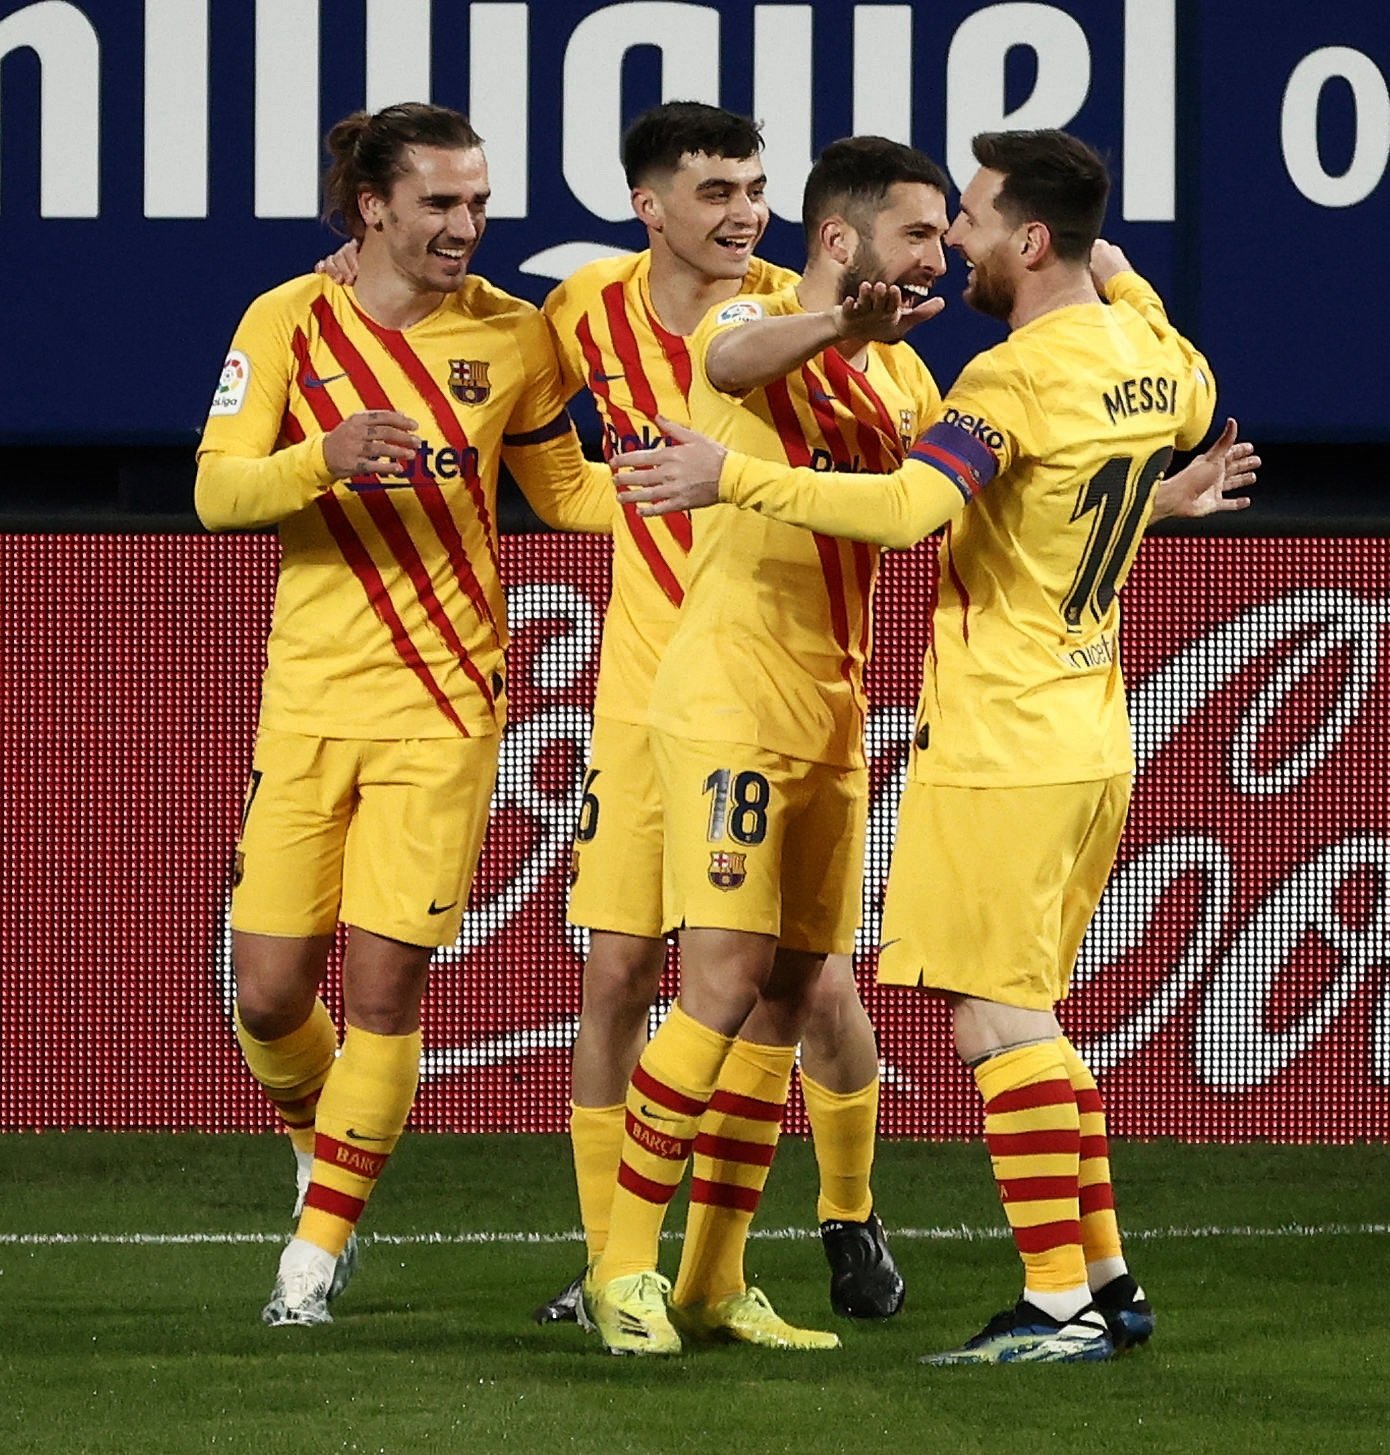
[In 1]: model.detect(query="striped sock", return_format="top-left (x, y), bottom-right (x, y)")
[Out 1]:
top-left (1055, 1037), bottom-right (1128, 1283)
top-left (594, 1005), bottom-right (733, 1284)
top-left (673, 1038), bottom-right (794, 1308)
top-left (800, 1069), bottom-right (878, 1224)
top-left (296, 1025), bottom-right (420, 1258)
top-left (569, 1101), bottom-right (626, 1262)
top-left (235, 999), bottom-right (337, 1158)
top-left (975, 1041), bottom-right (1088, 1308)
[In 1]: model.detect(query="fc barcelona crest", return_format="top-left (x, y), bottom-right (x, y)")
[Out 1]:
top-left (449, 358), bottom-right (491, 404)
top-left (898, 408), bottom-right (917, 454)
top-left (708, 850), bottom-right (747, 891)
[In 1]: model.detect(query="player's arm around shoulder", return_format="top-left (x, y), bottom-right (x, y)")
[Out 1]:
top-left (194, 280), bottom-right (339, 532)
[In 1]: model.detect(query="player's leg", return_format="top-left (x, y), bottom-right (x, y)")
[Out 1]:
top-left (879, 780), bottom-right (1112, 1364)
top-left (265, 733), bottom-right (497, 1327)
top-left (231, 730), bottom-right (350, 1179)
top-left (799, 956), bottom-right (905, 1318)
top-left (1052, 774), bottom-right (1153, 1348)
top-left (586, 926), bottom-right (762, 1354)
top-left (670, 753), bottom-right (864, 1348)
top-left (670, 942), bottom-right (839, 1352)
top-left (587, 732), bottom-right (788, 1354)
top-left (537, 719), bottom-right (669, 1324)
top-left (229, 730), bottom-right (357, 1321)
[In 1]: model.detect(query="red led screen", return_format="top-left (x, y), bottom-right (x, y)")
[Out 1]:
top-left (2, 533), bottom-right (1386, 1139)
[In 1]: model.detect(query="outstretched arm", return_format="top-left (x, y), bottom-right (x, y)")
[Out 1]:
top-left (1150, 418), bottom-right (1260, 523)
top-left (706, 282), bottom-right (944, 394)
top-left (613, 415), bottom-right (979, 550)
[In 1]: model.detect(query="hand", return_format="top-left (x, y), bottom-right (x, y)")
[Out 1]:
top-left (1089, 239), bottom-right (1134, 289)
top-left (1152, 418), bottom-right (1261, 521)
top-left (315, 238), bottom-right (361, 285)
top-left (322, 410), bottom-right (420, 479)
top-left (612, 415), bottom-right (726, 516)
top-left (834, 280), bottom-right (944, 343)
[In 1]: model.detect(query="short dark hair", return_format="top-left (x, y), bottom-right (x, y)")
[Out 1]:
top-left (801, 136), bottom-right (950, 247)
top-left (970, 129), bottom-right (1109, 262)
top-left (621, 101), bottom-right (763, 188)
top-left (323, 103), bottom-right (484, 239)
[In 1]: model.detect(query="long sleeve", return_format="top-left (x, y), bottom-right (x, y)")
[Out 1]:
top-left (716, 448), bottom-right (970, 550)
top-left (194, 291), bottom-right (337, 530)
top-left (196, 437), bottom-right (336, 531)
top-left (505, 430), bottom-right (615, 534)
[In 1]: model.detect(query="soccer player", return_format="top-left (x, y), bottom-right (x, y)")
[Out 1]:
top-left (196, 103), bottom-right (613, 1327)
top-left (615, 128), bottom-right (1254, 1362)
top-left (585, 136), bottom-right (951, 1356)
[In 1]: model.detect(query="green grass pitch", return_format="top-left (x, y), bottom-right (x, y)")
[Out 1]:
top-left (2, 1134), bottom-right (1387, 1455)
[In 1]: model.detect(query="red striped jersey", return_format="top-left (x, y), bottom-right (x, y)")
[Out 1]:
top-left (543, 252), bottom-right (797, 725)
top-left (650, 284), bottom-right (941, 768)
top-left (196, 273), bottom-right (611, 739)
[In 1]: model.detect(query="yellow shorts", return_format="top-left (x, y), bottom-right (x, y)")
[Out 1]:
top-left (877, 775), bottom-right (1132, 1009)
top-left (230, 726), bottom-right (498, 949)
top-left (566, 715), bottom-right (665, 938)
top-left (651, 729), bottom-right (867, 956)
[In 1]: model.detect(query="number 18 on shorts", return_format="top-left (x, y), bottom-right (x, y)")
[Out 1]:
top-left (649, 728), bottom-right (868, 957)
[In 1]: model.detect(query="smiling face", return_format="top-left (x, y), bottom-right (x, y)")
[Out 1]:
top-left (944, 167), bottom-right (1024, 323)
top-left (840, 181), bottom-right (950, 304)
top-left (635, 150), bottom-right (769, 283)
top-left (358, 144), bottom-right (490, 296)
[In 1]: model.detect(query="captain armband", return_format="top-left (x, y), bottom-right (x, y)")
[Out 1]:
top-left (906, 420), bottom-right (1001, 505)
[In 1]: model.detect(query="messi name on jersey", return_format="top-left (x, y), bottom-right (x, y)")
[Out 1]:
top-left (1102, 374), bottom-right (1179, 425)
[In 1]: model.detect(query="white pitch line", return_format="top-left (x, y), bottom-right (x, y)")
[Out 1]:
top-left (1, 1222), bottom-right (1385, 1248)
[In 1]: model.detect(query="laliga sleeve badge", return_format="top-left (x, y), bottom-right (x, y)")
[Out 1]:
top-left (209, 350), bottom-right (250, 416)
top-left (714, 300), bottom-right (764, 326)
top-left (708, 851), bottom-right (747, 891)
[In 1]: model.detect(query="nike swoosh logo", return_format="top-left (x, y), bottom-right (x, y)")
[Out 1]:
top-left (304, 372), bottom-right (347, 389)
top-left (345, 1128), bottom-right (389, 1143)
top-left (593, 371), bottom-right (624, 383)
top-left (640, 1104), bottom-right (678, 1124)
top-left (879, 939), bottom-right (900, 952)
top-left (428, 898), bottom-right (459, 915)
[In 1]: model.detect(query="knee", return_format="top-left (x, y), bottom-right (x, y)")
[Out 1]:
top-left (234, 992), bottom-right (305, 1044)
top-left (582, 940), bottom-right (665, 1026)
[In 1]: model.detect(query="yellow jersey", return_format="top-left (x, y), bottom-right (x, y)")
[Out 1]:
top-left (196, 273), bottom-right (611, 740)
top-left (543, 252), bottom-right (797, 725)
top-left (713, 271), bottom-right (1216, 784)
top-left (651, 284), bottom-right (941, 768)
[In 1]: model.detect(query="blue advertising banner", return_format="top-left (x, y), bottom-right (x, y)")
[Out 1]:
top-left (0, 0), bottom-right (1385, 443)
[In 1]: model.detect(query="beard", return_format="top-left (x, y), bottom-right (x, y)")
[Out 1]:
top-left (963, 252), bottom-right (1014, 322)
top-left (839, 235), bottom-right (902, 303)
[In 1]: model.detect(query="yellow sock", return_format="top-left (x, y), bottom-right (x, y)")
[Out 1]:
top-left (594, 1005), bottom-right (733, 1284)
top-left (975, 1042), bottom-right (1086, 1296)
top-left (296, 1024), bottom-right (420, 1257)
top-left (235, 999), bottom-right (337, 1157)
top-left (800, 1069), bottom-right (878, 1224)
top-left (570, 1101), bottom-right (626, 1262)
top-left (673, 1038), bottom-right (794, 1308)
top-left (1055, 1038), bottom-right (1125, 1268)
